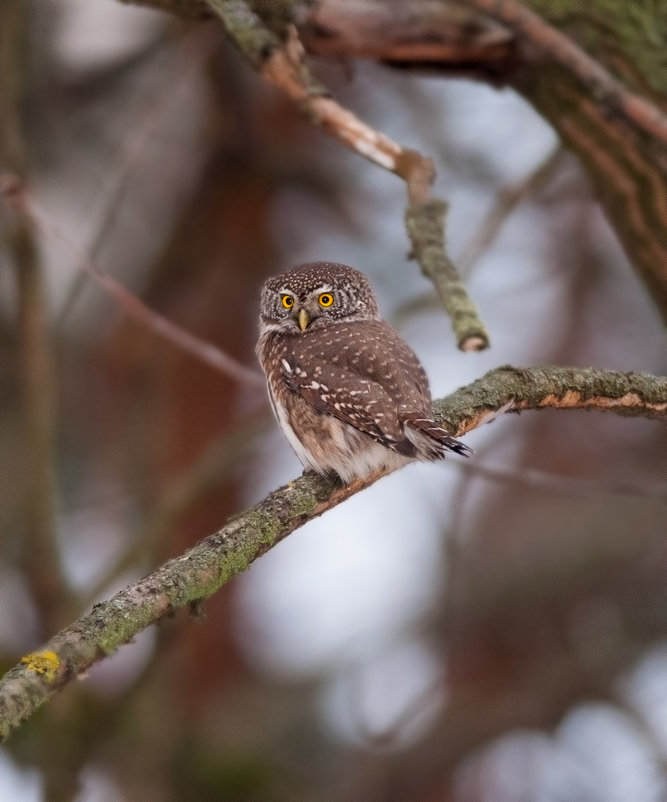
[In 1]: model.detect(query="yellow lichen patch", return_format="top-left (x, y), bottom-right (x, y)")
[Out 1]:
top-left (20, 650), bottom-right (60, 682)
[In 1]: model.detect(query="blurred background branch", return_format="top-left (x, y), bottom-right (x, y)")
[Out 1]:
top-left (1, 175), bottom-right (265, 388)
top-left (0, 0), bottom-right (75, 638)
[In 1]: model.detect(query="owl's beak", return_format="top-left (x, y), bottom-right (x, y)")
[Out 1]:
top-left (297, 308), bottom-right (311, 331)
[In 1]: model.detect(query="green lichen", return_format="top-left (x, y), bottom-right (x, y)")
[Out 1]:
top-left (524, 0), bottom-right (667, 95)
top-left (288, 489), bottom-right (318, 518)
top-left (217, 544), bottom-right (256, 582)
top-left (95, 604), bottom-right (148, 656)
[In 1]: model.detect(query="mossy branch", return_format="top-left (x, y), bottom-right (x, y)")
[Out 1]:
top-left (1, 365), bottom-right (665, 742)
top-left (405, 200), bottom-right (488, 351)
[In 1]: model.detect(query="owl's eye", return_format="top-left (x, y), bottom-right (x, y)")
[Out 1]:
top-left (281, 295), bottom-right (294, 309)
top-left (318, 293), bottom-right (334, 308)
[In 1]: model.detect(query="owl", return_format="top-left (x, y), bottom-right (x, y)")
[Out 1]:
top-left (256, 262), bottom-right (472, 483)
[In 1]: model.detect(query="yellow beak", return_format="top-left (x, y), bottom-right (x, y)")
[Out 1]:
top-left (297, 308), bottom-right (311, 331)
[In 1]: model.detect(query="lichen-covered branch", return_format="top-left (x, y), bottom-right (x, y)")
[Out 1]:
top-left (433, 365), bottom-right (667, 432)
top-left (205, 0), bottom-right (489, 350)
top-left (405, 200), bottom-right (488, 351)
top-left (1, 364), bottom-right (664, 741)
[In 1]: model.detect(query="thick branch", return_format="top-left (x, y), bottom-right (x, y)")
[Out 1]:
top-left (1, 365), bottom-right (664, 741)
top-left (433, 364), bottom-right (667, 430)
top-left (462, 0), bottom-right (667, 144)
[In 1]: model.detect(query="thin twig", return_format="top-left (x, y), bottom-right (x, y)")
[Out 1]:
top-left (0, 364), bottom-right (664, 741)
top-left (462, 0), bottom-right (667, 145)
top-left (0, 175), bottom-right (265, 389)
top-left (207, 0), bottom-right (489, 351)
top-left (345, 662), bottom-right (445, 749)
top-left (458, 145), bottom-right (565, 275)
top-left (8, 198), bottom-right (70, 634)
top-left (459, 458), bottom-right (667, 502)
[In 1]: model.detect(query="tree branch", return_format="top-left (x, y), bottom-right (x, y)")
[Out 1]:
top-left (57, 26), bottom-right (220, 324)
top-left (1, 365), bottom-right (664, 741)
top-left (206, 0), bottom-right (489, 350)
top-left (460, 0), bottom-right (667, 145)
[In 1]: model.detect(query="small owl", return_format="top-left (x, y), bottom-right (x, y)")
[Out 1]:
top-left (256, 262), bottom-right (472, 483)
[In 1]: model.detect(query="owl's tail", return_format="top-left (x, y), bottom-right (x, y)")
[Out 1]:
top-left (403, 417), bottom-right (473, 461)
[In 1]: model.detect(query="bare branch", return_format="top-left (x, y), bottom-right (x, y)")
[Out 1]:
top-left (207, 0), bottom-right (489, 350)
top-left (300, 0), bottom-right (515, 78)
top-left (0, 175), bottom-right (265, 390)
top-left (0, 364), bottom-right (664, 741)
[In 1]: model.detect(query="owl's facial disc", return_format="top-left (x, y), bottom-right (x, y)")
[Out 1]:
top-left (272, 284), bottom-right (337, 332)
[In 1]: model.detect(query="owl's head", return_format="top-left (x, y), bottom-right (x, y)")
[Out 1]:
top-left (259, 262), bottom-right (380, 333)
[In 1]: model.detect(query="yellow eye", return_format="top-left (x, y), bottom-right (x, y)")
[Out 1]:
top-left (318, 293), bottom-right (334, 308)
top-left (281, 295), bottom-right (294, 309)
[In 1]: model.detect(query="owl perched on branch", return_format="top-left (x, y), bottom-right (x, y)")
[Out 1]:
top-left (257, 262), bottom-right (472, 483)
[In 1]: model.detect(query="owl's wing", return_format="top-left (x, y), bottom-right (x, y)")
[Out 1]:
top-left (280, 321), bottom-right (433, 455)
top-left (282, 360), bottom-right (413, 453)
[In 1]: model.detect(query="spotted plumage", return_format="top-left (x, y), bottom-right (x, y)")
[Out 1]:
top-left (256, 262), bottom-right (472, 483)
